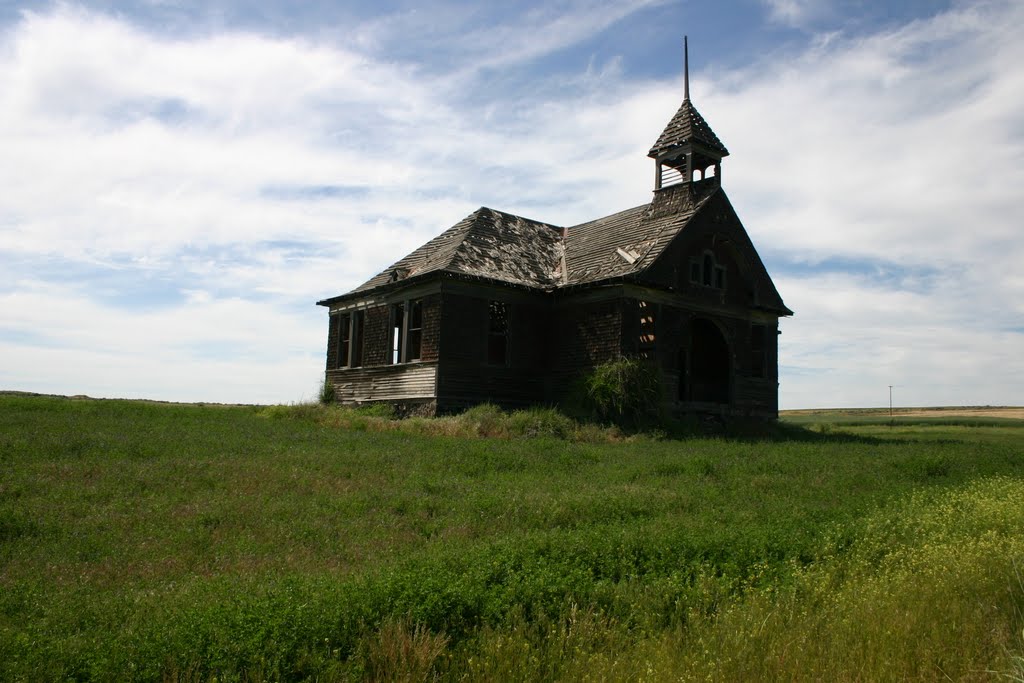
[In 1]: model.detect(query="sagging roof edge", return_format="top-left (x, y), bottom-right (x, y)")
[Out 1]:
top-left (315, 269), bottom-right (558, 307)
top-left (317, 269), bottom-right (793, 317)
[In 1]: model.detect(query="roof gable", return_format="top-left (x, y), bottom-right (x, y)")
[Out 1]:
top-left (644, 189), bottom-right (791, 315)
top-left (562, 180), bottom-right (718, 286)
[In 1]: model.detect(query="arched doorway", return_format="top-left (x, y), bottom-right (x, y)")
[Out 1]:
top-left (689, 318), bottom-right (730, 404)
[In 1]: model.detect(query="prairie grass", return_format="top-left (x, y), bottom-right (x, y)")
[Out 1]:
top-left (1, 394), bottom-right (1023, 680)
top-left (261, 401), bottom-right (618, 442)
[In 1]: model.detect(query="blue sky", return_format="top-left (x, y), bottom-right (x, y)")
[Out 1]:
top-left (0, 0), bottom-right (1021, 408)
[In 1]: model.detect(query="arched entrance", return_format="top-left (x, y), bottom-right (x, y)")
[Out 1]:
top-left (689, 318), bottom-right (731, 404)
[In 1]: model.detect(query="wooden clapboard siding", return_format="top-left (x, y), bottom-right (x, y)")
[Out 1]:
top-left (326, 362), bottom-right (437, 402)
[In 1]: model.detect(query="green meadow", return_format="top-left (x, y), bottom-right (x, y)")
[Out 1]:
top-left (2, 394), bottom-right (1023, 681)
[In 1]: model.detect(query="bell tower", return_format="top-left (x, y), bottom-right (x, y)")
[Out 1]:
top-left (648, 37), bottom-right (729, 191)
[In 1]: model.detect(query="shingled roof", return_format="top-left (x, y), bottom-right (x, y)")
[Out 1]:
top-left (328, 181), bottom-right (714, 295)
top-left (647, 98), bottom-right (729, 159)
top-left (346, 207), bottom-right (563, 295)
top-left (319, 178), bottom-right (790, 315)
top-left (563, 181), bottom-right (717, 286)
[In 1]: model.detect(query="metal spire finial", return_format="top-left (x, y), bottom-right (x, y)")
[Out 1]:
top-left (684, 35), bottom-right (689, 101)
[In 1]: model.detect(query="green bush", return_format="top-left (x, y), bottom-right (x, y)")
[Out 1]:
top-left (583, 357), bottom-right (663, 428)
top-left (318, 378), bottom-right (336, 405)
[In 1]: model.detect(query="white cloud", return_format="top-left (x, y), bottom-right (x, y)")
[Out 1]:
top-left (760, 0), bottom-right (831, 28)
top-left (776, 270), bottom-right (1024, 408)
top-left (701, 0), bottom-right (1024, 406)
top-left (0, 3), bottom-right (665, 402)
top-left (0, 280), bottom-right (324, 403)
top-left (352, 0), bottom-right (667, 73)
top-left (0, 1), bottom-right (1020, 408)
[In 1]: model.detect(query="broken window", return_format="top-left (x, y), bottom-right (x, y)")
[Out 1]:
top-left (351, 310), bottom-right (364, 367)
top-left (750, 324), bottom-right (767, 378)
top-left (389, 299), bottom-right (424, 364)
top-left (487, 301), bottom-right (509, 366)
top-left (638, 300), bottom-right (656, 358)
top-left (690, 251), bottom-right (727, 290)
top-left (389, 303), bottom-right (405, 364)
top-left (336, 312), bottom-right (351, 368)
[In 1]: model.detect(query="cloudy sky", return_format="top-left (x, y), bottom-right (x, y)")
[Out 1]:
top-left (1, 0), bottom-right (1020, 408)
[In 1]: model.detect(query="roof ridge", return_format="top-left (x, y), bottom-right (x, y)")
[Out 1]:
top-left (414, 208), bottom-right (482, 276)
top-left (567, 202), bottom-right (649, 231)
top-left (476, 205), bottom-right (564, 232)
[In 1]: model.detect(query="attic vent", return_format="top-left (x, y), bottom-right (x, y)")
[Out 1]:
top-left (659, 165), bottom-right (685, 189)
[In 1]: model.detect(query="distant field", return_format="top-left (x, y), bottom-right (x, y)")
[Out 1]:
top-left (783, 405), bottom-right (1024, 420)
top-left (2, 394), bottom-right (1023, 681)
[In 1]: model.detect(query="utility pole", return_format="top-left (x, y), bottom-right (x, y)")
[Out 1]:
top-left (889, 385), bottom-right (894, 425)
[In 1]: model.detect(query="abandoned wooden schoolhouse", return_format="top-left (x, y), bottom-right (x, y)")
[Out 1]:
top-left (317, 49), bottom-right (792, 419)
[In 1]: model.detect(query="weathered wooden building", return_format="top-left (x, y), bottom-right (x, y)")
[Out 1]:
top-left (317, 63), bottom-right (792, 419)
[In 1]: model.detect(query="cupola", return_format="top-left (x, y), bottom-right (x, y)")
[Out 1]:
top-left (648, 37), bottom-right (729, 190)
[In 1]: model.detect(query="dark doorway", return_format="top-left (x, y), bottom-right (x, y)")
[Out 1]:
top-left (690, 318), bottom-right (730, 403)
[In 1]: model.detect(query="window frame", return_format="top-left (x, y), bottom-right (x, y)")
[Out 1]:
top-left (407, 300), bottom-right (423, 362)
top-left (388, 298), bottom-right (425, 365)
top-left (336, 312), bottom-right (351, 368)
top-left (689, 250), bottom-right (727, 291)
top-left (351, 310), bottom-right (364, 367)
top-left (487, 300), bottom-right (510, 366)
top-left (389, 302), bottom-right (405, 365)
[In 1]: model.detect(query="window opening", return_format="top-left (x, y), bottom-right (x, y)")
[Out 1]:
top-left (407, 300), bottom-right (423, 361)
top-left (488, 301), bottom-right (509, 366)
top-left (638, 300), bottom-right (656, 358)
top-left (390, 303), bottom-right (405, 365)
top-left (351, 310), bottom-right (364, 367)
top-left (337, 313), bottom-right (351, 368)
top-left (690, 318), bottom-right (730, 404)
top-left (691, 251), bottom-right (727, 291)
top-left (387, 299), bottom-right (423, 364)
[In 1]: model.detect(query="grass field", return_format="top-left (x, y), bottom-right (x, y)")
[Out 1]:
top-left (1, 394), bottom-right (1023, 681)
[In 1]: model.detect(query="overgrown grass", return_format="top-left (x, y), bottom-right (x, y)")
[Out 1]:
top-left (261, 401), bottom-right (621, 442)
top-left (1, 394), bottom-right (1023, 680)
